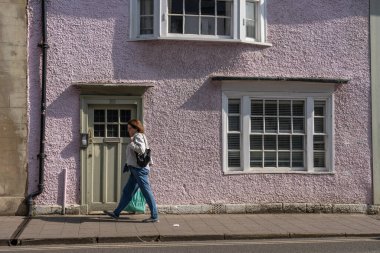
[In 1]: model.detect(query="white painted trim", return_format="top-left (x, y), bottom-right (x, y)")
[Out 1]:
top-left (238, 0), bottom-right (245, 40)
top-left (154, 0), bottom-right (161, 37)
top-left (129, 0), bottom-right (269, 44)
top-left (259, 0), bottom-right (266, 42)
top-left (160, 0), bottom-right (167, 36)
top-left (224, 170), bottom-right (336, 175)
top-left (306, 97), bottom-right (314, 172)
top-left (222, 84), bottom-right (334, 174)
top-left (326, 95), bottom-right (334, 172)
top-left (242, 96), bottom-right (251, 171)
top-left (224, 91), bottom-right (333, 99)
top-left (127, 35), bottom-right (272, 46)
top-left (222, 93), bottom-right (229, 174)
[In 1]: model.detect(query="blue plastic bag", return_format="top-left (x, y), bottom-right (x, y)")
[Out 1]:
top-left (124, 189), bottom-right (146, 213)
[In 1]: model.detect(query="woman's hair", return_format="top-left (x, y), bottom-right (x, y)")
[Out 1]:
top-left (128, 119), bottom-right (144, 133)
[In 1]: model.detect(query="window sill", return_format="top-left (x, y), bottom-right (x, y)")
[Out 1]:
top-left (223, 169), bottom-right (335, 175)
top-left (128, 36), bottom-right (273, 47)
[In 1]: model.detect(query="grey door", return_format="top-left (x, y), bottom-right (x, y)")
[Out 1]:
top-left (86, 105), bottom-right (136, 212)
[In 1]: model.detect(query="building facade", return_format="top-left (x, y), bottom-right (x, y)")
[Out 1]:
top-left (27, 0), bottom-right (376, 214)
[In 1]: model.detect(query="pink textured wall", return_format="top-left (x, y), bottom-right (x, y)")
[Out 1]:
top-left (28, 0), bottom-right (371, 206)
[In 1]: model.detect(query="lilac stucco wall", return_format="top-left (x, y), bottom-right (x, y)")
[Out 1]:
top-left (27, 0), bottom-right (371, 206)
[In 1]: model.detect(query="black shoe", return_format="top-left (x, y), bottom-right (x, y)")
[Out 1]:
top-left (142, 217), bottom-right (159, 223)
top-left (103, 210), bottom-right (118, 219)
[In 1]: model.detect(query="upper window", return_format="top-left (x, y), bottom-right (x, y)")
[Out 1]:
top-left (130, 0), bottom-right (268, 44)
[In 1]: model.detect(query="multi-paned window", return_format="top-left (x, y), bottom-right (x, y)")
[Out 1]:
top-left (223, 89), bottom-right (334, 174)
top-left (249, 100), bottom-right (306, 169)
top-left (168, 0), bottom-right (233, 36)
top-left (130, 0), bottom-right (268, 44)
top-left (93, 109), bottom-right (132, 138)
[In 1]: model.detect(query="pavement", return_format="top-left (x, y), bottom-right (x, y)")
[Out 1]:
top-left (1, 214), bottom-right (380, 246)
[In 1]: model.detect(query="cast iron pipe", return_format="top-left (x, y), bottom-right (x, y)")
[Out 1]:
top-left (26, 0), bottom-right (49, 216)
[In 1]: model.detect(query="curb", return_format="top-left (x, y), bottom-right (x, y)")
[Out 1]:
top-left (0, 239), bottom-right (9, 246)
top-left (159, 234), bottom-right (225, 242)
top-left (13, 233), bottom-right (380, 246)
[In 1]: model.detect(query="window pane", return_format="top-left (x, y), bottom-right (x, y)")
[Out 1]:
top-left (107, 125), bottom-right (118, 137)
top-left (217, 0), bottom-right (232, 16)
top-left (292, 136), bottom-right (303, 150)
top-left (313, 135), bottom-right (325, 150)
top-left (251, 100), bottom-right (263, 116)
top-left (107, 110), bottom-right (118, 123)
top-left (250, 135), bottom-right (262, 150)
top-left (293, 118), bottom-right (305, 133)
top-left (292, 152), bottom-right (304, 167)
top-left (246, 1), bottom-right (255, 19)
top-left (264, 135), bottom-right (276, 150)
top-left (250, 151), bottom-right (262, 167)
top-left (120, 110), bottom-right (131, 123)
top-left (94, 110), bottom-right (105, 123)
top-left (314, 118), bottom-right (325, 133)
top-left (217, 18), bottom-right (231, 36)
top-left (279, 101), bottom-right (291, 116)
top-left (251, 117), bottom-right (263, 132)
top-left (228, 151), bottom-right (240, 167)
top-left (201, 17), bottom-right (215, 35)
top-left (279, 118), bottom-right (291, 133)
top-left (278, 152), bottom-right (290, 167)
top-left (169, 16), bottom-right (183, 33)
top-left (278, 135), bottom-right (290, 150)
top-left (228, 100), bottom-right (240, 113)
top-left (201, 0), bottom-right (215, 15)
top-left (265, 100), bottom-right (277, 116)
top-left (264, 152), bottom-right (276, 167)
top-left (228, 116), bottom-right (240, 131)
top-left (140, 0), bottom-right (154, 15)
top-left (314, 152), bottom-right (325, 168)
top-left (94, 124), bottom-right (105, 137)
top-left (140, 16), bottom-right (154, 34)
top-left (228, 133), bottom-right (240, 149)
top-left (169, 0), bottom-right (183, 14)
top-left (314, 101), bottom-right (326, 116)
top-left (265, 117), bottom-right (277, 133)
top-left (185, 16), bottom-right (199, 34)
top-left (246, 19), bottom-right (255, 38)
top-left (120, 125), bottom-right (129, 137)
top-left (185, 0), bottom-right (199, 14)
top-left (293, 101), bottom-right (305, 116)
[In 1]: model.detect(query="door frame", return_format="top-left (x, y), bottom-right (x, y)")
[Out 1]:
top-left (79, 95), bottom-right (143, 213)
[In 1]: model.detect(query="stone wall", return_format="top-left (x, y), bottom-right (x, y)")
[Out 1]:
top-left (0, 0), bottom-right (28, 215)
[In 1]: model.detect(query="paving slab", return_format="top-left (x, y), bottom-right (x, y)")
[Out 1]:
top-left (0, 214), bottom-right (379, 246)
top-left (0, 216), bottom-right (25, 246)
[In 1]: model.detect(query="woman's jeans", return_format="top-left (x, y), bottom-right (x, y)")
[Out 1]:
top-left (114, 167), bottom-right (158, 219)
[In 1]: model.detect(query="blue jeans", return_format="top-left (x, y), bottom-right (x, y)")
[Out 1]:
top-left (114, 167), bottom-right (158, 219)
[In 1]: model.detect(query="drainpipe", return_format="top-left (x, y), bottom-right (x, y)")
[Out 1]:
top-left (26, 0), bottom-right (49, 216)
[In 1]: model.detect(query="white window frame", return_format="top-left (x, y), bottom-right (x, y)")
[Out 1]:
top-left (221, 82), bottom-right (335, 174)
top-left (129, 0), bottom-right (270, 45)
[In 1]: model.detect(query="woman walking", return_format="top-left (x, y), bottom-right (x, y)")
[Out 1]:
top-left (104, 119), bottom-right (159, 223)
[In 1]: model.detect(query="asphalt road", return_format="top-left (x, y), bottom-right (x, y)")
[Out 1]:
top-left (1, 237), bottom-right (380, 253)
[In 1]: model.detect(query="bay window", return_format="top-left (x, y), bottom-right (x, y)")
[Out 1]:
top-left (130, 0), bottom-right (268, 44)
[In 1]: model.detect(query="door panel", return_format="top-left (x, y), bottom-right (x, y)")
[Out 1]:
top-left (87, 105), bottom-right (136, 212)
